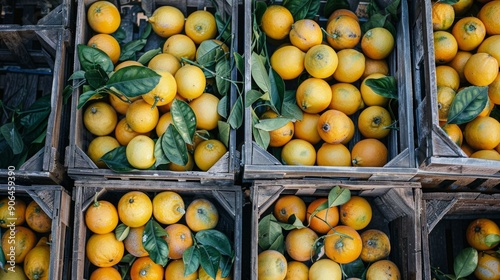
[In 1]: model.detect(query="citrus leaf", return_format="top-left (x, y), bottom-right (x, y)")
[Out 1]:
top-left (219, 255), bottom-right (233, 278)
top-left (85, 66), bottom-right (109, 89)
top-left (342, 257), bottom-right (365, 278)
top-left (234, 52), bottom-right (244, 77)
top-left (111, 27), bottom-right (126, 42)
top-left (251, 52), bottom-right (271, 94)
top-left (143, 219), bottom-right (169, 266)
top-left (120, 254), bottom-right (136, 265)
top-left (216, 59), bottom-right (231, 96)
top-left (258, 214), bottom-right (283, 250)
top-left (439, 0), bottom-right (459, 4)
top-left (100, 146), bottom-right (135, 172)
top-left (283, 0), bottom-right (321, 20)
top-left (246, 89), bottom-right (264, 107)
top-left (269, 68), bottom-right (285, 112)
top-left (218, 95), bottom-right (229, 119)
top-left (77, 44), bottom-right (114, 73)
top-left (362, 13), bottom-right (390, 34)
top-left (162, 125), bottom-right (189, 166)
top-left (281, 90), bottom-right (303, 121)
top-left (0, 123), bottom-right (24, 155)
top-left (278, 214), bottom-right (304, 230)
top-left (137, 48), bottom-right (161, 65)
top-left (447, 86), bottom-right (488, 125)
top-left (306, 200), bottom-right (329, 226)
top-left (385, 0), bottom-right (401, 19)
top-left (170, 99), bottom-right (196, 145)
top-left (77, 90), bottom-right (102, 109)
top-left (119, 39), bottom-right (147, 62)
top-left (365, 76), bottom-right (398, 99)
top-left (199, 245), bottom-right (221, 280)
top-left (141, 23), bottom-right (152, 39)
top-left (154, 134), bottom-right (170, 168)
top-left (197, 40), bottom-right (225, 68)
top-left (115, 223), bottom-right (130, 241)
top-left (254, 117), bottom-right (292, 131)
top-left (328, 186), bottom-right (351, 207)
top-left (312, 237), bottom-right (324, 262)
top-left (228, 95), bottom-right (244, 129)
top-left (454, 247), bottom-right (478, 279)
top-left (252, 111), bottom-right (270, 149)
top-left (218, 121), bottom-right (230, 148)
top-left (68, 70), bottom-right (86, 80)
top-left (485, 234), bottom-right (500, 247)
top-left (323, 0), bottom-right (350, 17)
top-left (106, 66), bottom-right (161, 98)
top-left (196, 230), bottom-right (233, 257)
top-left (269, 234), bottom-right (285, 253)
top-left (183, 246), bottom-right (200, 276)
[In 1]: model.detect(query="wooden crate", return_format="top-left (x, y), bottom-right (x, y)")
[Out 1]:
top-left (71, 180), bottom-right (243, 279)
top-left (0, 0), bottom-right (72, 28)
top-left (0, 184), bottom-right (72, 279)
top-left (0, 28), bottom-right (72, 185)
top-left (422, 192), bottom-right (500, 279)
top-left (241, 0), bottom-right (416, 181)
top-left (409, 0), bottom-right (500, 188)
top-left (66, 0), bottom-right (239, 185)
top-left (247, 179), bottom-right (422, 280)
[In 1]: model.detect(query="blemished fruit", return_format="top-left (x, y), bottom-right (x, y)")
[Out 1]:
top-left (478, 35), bottom-right (500, 67)
top-left (270, 45), bottom-right (305, 80)
top-left (148, 6), bottom-right (185, 38)
top-left (309, 258), bottom-right (342, 280)
top-left (285, 227), bottom-right (318, 262)
top-left (185, 198), bottom-right (219, 232)
top-left (193, 139), bottom-right (227, 171)
top-left (87, 136), bottom-right (120, 169)
top-left (466, 218), bottom-right (500, 250)
top-left (324, 225), bottom-right (363, 264)
top-left (2, 226), bottom-right (36, 263)
top-left (365, 260), bottom-right (401, 280)
top-left (432, 2), bottom-right (455, 31)
top-left (325, 15), bottom-right (361, 50)
top-left (328, 9), bottom-right (359, 24)
top-left (281, 139), bottom-right (316, 166)
top-left (124, 226), bottom-right (149, 258)
top-left (87, 1), bottom-right (121, 34)
top-left (126, 135), bottom-right (156, 169)
top-left (289, 19), bottom-right (323, 52)
top-left (452, 17), bottom-right (486, 51)
top-left (351, 138), bottom-right (388, 167)
top-left (340, 196), bottom-right (373, 230)
top-left (361, 27), bottom-right (395, 60)
top-left (117, 191), bottom-right (153, 228)
top-left (274, 195), bottom-right (306, 223)
top-left (434, 31), bottom-right (458, 64)
top-left (164, 223), bottom-right (193, 259)
top-left (285, 261), bottom-right (309, 280)
top-left (306, 197), bottom-right (340, 234)
top-left (357, 105), bottom-right (392, 139)
top-left (152, 191), bottom-right (185, 224)
top-left (130, 256), bottom-right (164, 280)
top-left (25, 201), bottom-right (51, 233)
top-left (23, 241), bottom-right (50, 280)
top-left (0, 197), bottom-right (26, 227)
top-left (464, 52), bottom-right (499, 86)
top-left (437, 86), bottom-right (457, 122)
top-left (185, 10), bottom-right (217, 44)
top-left (478, 1), bottom-right (500, 35)
top-left (260, 5), bottom-right (294, 41)
top-left (474, 251), bottom-right (500, 280)
top-left (329, 82), bottom-right (364, 116)
top-left (317, 109), bottom-right (354, 144)
top-left (85, 200), bottom-right (118, 234)
top-left (0, 264), bottom-right (29, 280)
top-left (360, 229), bottom-right (391, 262)
top-left (332, 48), bottom-right (366, 83)
top-left (296, 77), bottom-right (333, 114)
top-left (258, 250), bottom-right (287, 280)
top-left (86, 232), bottom-right (124, 268)
top-left (90, 267), bottom-right (122, 280)
top-left (84, 102), bottom-right (118, 136)
top-left (304, 44), bottom-right (339, 79)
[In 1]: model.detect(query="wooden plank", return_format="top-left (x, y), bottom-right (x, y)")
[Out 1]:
top-left (0, 31), bottom-right (35, 68)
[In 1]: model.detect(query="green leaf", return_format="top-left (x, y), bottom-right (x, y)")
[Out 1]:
top-left (197, 40), bottom-right (226, 68)
top-left (254, 117), bottom-right (293, 131)
top-left (283, 0), bottom-right (321, 20)
top-left (196, 230), bottom-right (233, 257)
top-left (454, 247), bottom-right (478, 279)
top-left (219, 255), bottom-right (233, 278)
top-left (365, 76), bottom-right (398, 99)
top-left (252, 112), bottom-right (270, 149)
top-left (0, 123), bottom-right (24, 155)
top-left (112, 27), bottom-right (126, 42)
top-left (143, 219), bottom-right (169, 266)
top-left (183, 246), bottom-right (200, 277)
top-left (162, 125), bottom-right (189, 166)
top-left (120, 254), bottom-right (136, 265)
top-left (20, 95), bottom-right (51, 130)
top-left (269, 234), bottom-right (285, 253)
top-left (137, 48), bottom-right (161, 65)
top-left (258, 214), bottom-right (283, 250)
top-left (77, 44), bottom-right (113, 73)
top-left (218, 121), bottom-right (231, 148)
top-left (119, 39), bottom-right (147, 62)
top-left (447, 86), bottom-right (489, 125)
top-left (170, 99), bottom-right (196, 145)
top-left (106, 66), bottom-right (161, 98)
top-left (269, 68), bottom-right (284, 113)
top-left (85, 66), bottom-right (109, 89)
top-left (115, 223), bottom-right (130, 241)
top-left (362, 13), bottom-right (390, 33)
top-left (0, 230), bottom-right (5, 271)
top-left (228, 95), bottom-right (244, 129)
top-left (439, 0), bottom-right (459, 4)
top-left (276, 214), bottom-right (304, 230)
top-left (100, 146), bottom-right (135, 172)
top-left (68, 70), bottom-right (86, 80)
top-left (141, 23), bottom-right (152, 39)
top-left (281, 90), bottom-right (303, 120)
top-left (342, 257), bottom-right (366, 278)
top-left (198, 245), bottom-right (221, 280)
top-left (215, 11), bottom-right (232, 43)
top-left (385, 0), bottom-right (401, 19)
top-left (216, 59), bottom-right (231, 96)
top-left (234, 52), bottom-right (245, 77)
top-left (251, 52), bottom-right (271, 94)
top-left (323, 0), bottom-right (350, 17)
top-left (77, 90), bottom-right (101, 110)
top-left (486, 234), bottom-right (500, 247)
top-left (246, 89), bottom-right (264, 107)
top-left (329, 186), bottom-right (351, 207)
top-left (154, 134), bottom-right (170, 168)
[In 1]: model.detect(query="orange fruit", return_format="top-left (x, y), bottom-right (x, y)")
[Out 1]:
top-left (86, 232), bottom-right (124, 268)
top-left (126, 99), bottom-right (159, 133)
top-left (87, 33), bottom-right (121, 65)
top-left (329, 83), bottom-right (364, 116)
top-left (175, 64), bottom-right (206, 100)
top-left (436, 65), bottom-right (460, 91)
top-left (437, 86), bottom-right (457, 122)
top-left (193, 139), bottom-right (227, 171)
top-left (339, 196), bottom-right (372, 230)
top-left (163, 34), bottom-right (197, 61)
top-left (124, 226), bottom-right (149, 257)
top-left (109, 93), bottom-right (132, 115)
top-left (471, 149), bottom-right (500, 160)
top-left (360, 229), bottom-right (391, 262)
top-left (0, 197), bottom-right (25, 227)
top-left (365, 260), bottom-right (401, 280)
top-left (452, 17), bottom-right (486, 51)
top-left (285, 227), bottom-right (319, 262)
top-left (115, 118), bottom-right (147, 146)
top-left (130, 256), bottom-right (164, 280)
top-left (89, 267), bottom-right (122, 280)
top-left (332, 48), bottom-right (366, 83)
top-left (270, 45), bottom-right (305, 80)
top-left (168, 152), bottom-right (195, 171)
top-left (260, 5), bottom-right (294, 41)
top-left (1, 226), bottom-right (36, 263)
top-left (126, 135), bottom-right (156, 169)
top-left (306, 197), bottom-right (340, 234)
top-left (351, 138), bottom-right (388, 167)
top-left (317, 109), bottom-right (355, 144)
top-left (316, 143), bottom-right (352, 167)
top-left (489, 72), bottom-right (500, 105)
top-left (432, 2), bottom-right (455, 31)
top-left (142, 70), bottom-right (177, 107)
top-left (362, 58), bottom-right (389, 80)
top-left (84, 101), bottom-right (118, 136)
top-left (464, 52), bottom-right (499, 86)
top-left (164, 223), bottom-right (193, 259)
top-left (87, 1), bottom-right (121, 34)
top-left (464, 116), bottom-right (500, 150)
top-left (478, 1), bottom-right (500, 35)
top-left (260, 110), bottom-right (294, 148)
top-left (447, 51), bottom-right (472, 84)
top-left (441, 123), bottom-right (463, 146)
top-left (296, 77), bottom-right (332, 114)
top-left (294, 112), bottom-right (322, 145)
top-left (258, 250), bottom-right (287, 280)
top-left (304, 44), bottom-right (339, 79)
top-left (23, 241), bottom-right (50, 280)
top-left (433, 31), bottom-right (458, 64)
top-left (148, 5), bottom-right (185, 38)
top-left (281, 139), bottom-right (316, 166)
top-left (309, 258), bottom-right (342, 280)
top-left (361, 27), bottom-right (395, 60)
top-left (466, 218), bottom-right (500, 250)
top-left (360, 73), bottom-right (390, 107)
top-left (285, 261), bottom-right (309, 280)
top-left (155, 112), bottom-right (173, 137)
top-left (478, 35), bottom-right (500, 67)
top-left (87, 136), bottom-right (120, 168)
top-left (25, 200), bottom-right (51, 233)
top-left (358, 105), bottom-right (392, 139)
top-left (289, 19), bottom-right (323, 52)
top-left (152, 191), bottom-right (185, 225)
top-left (148, 53), bottom-right (181, 75)
top-left (195, 39), bottom-right (229, 61)
top-left (185, 10), bottom-right (217, 44)
top-left (475, 251), bottom-right (500, 280)
top-left (158, 93), bottom-right (187, 113)
top-left (462, 143), bottom-right (476, 156)
top-left (165, 259), bottom-right (198, 280)
top-left (185, 198), bottom-right (219, 232)
top-left (324, 225), bottom-right (363, 264)
top-left (478, 96), bottom-right (495, 118)
top-left (273, 195), bottom-right (306, 223)
top-left (189, 93), bottom-right (221, 130)
top-left (325, 15), bottom-right (361, 50)
top-left (117, 191), bottom-right (153, 228)
top-left (198, 267), bottom-right (231, 280)
top-left (85, 200), bottom-right (118, 234)
top-left (341, 118), bottom-right (356, 145)
top-left (452, 0), bottom-right (474, 15)
top-left (115, 60), bottom-right (142, 72)
top-left (328, 9), bottom-right (359, 23)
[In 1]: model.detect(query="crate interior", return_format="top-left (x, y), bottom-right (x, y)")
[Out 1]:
top-left (0, 0), bottom-right (68, 25)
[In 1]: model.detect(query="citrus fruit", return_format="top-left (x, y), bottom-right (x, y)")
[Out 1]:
top-left (324, 225), bottom-right (363, 264)
top-left (452, 17), bottom-right (486, 51)
top-left (489, 72), bottom-right (500, 105)
top-left (164, 223), bottom-right (193, 259)
top-left (86, 232), bottom-right (124, 268)
top-left (85, 199), bottom-right (118, 234)
top-left (84, 101), bottom-right (118, 136)
top-left (365, 260), bottom-right (401, 280)
top-left (328, 8), bottom-right (358, 22)
top-left (452, 0), bottom-right (474, 15)
top-left (478, 1), bottom-right (500, 35)
top-left (142, 70), bottom-right (177, 107)
top-left (168, 152), bottom-right (195, 171)
top-left (351, 138), bottom-right (388, 167)
top-left (464, 116), bottom-right (500, 150)
top-left (163, 34), bottom-right (197, 61)
top-left (0, 197), bottom-right (25, 227)
top-left (260, 110), bottom-right (294, 147)
top-left (185, 10), bottom-right (217, 44)
top-left (306, 197), bottom-right (340, 234)
top-left (360, 73), bottom-right (390, 106)
top-left (442, 123), bottom-right (463, 146)
top-left (270, 45), bottom-right (305, 80)
top-left (363, 57), bottom-right (389, 80)
top-left (325, 15), bottom-right (361, 50)
top-left (471, 149), bottom-right (500, 160)
top-left (317, 109), bottom-right (354, 144)
top-left (87, 1), bottom-right (121, 34)
top-left (164, 259), bottom-right (198, 280)
top-left (185, 198), bottom-right (219, 232)
top-left (309, 258), bottom-right (342, 280)
top-left (332, 48), bottom-right (366, 83)
top-left (304, 44), bottom-right (339, 79)
top-left (273, 195), bottom-right (306, 223)
top-left (285, 261), bottom-right (309, 280)
top-left (198, 266), bottom-right (231, 280)
top-left (294, 112), bottom-right (322, 145)
top-left (464, 52), bottom-right (499, 86)
top-left (1, 226), bottom-right (36, 263)
top-left (436, 65), bottom-right (460, 91)
top-left (126, 135), bottom-right (156, 169)
top-left (124, 226), bottom-right (149, 257)
top-left (475, 251), bottom-right (500, 280)
top-left (0, 264), bottom-right (28, 280)
top-left (437, 86), bottom-right (457, 121)
top-left (360, 229), bottom-right (391, 262)
top-left (466, 218), bottom-right (500, 250)
top-left (339, 196), bottom-right (372, 230)
top-left (357, 105), bottom-right (392, 139)
top-left (175, 64), bottom-right (206, 100)
top-left (329, 83), bottom-right (364, 116)
top-left (23, 241), bottom-right (50, 280)
top-left (258, 250), bottom-right (287, 280)
top-left (289, 19), bottom-right (323, 52)
top-left (193, 139), bottom-right (227, 171)
top-left (478, 35), bottom-right (500, 66)
top-left (434, 31), bottom-right (458, 64)
top-left (148, 5), bottom-right (185, 38)
top-left (361, 27), bottom-right (395, 60)
top-left (155, 112), bottom-right (173, 137)
top-left (109, 93), bottom-right (132, 115)
top-left (87, 33), bottom-right (121, 65)
top-left (148, 53), bottom-right (181, 75)
top-left (260, 5), bottom-right (294, 41)
top-left (285, 227), bottom-right (318, 262)
top-left (87, 136), bottom-right (120, 168)
top-left (130, 256), bottom-right (164, 280)
top-left (115, 60), bottom-right (142, 72)
top-left (115, 118), bottom-right (147, 146)
top-left (152, 191), bottom-right (185, 225)
top-left (296, 77), bottom-right (332, 114)
top-left (281, 139), bottom-right (316, 166)
top-left (117, 191), bottom-right (153, 228)
top-left (432, 2), bottom-right (455, 31)
top-left (189, 93), bottom-right (221, 130)
top-left (126, 99), bottom-right (159, 133)
top-left (447, 51), bottom-right (472, 84)
top-left (90, 267), bottom-right (122, 280)
top-left (316, 143), bottom-right (352, 167)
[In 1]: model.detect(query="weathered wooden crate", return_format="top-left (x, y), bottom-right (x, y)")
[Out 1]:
top-left (0, 0), bottom-right (72, 28)
top-left (0, 183), bottom-right (72, 279)
top-left (247, 179), bottom-right (422, 280)
top-left (72, 180), bottom-right (243, 279)
top-left (0, 28), bottom-right (72, 185)
top-left (66, 0), bottom-right (239, 185)
top-left (242, 0), bottom-right (416, 181)
top-left (422, 192), bottom-right (500, 279)
top-left (409, 0), bottom-right (500, 188)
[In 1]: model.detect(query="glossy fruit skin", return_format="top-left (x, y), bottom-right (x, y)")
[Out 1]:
top-left (273, 195), bottom-right (306, 223)
top-left (324, 225), bottom-right (363, 264)
top-left (466, 218), bottom-right (500, 251)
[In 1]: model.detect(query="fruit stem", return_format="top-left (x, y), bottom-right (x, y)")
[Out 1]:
top-left (93, 192), bottom-right (100, 207)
